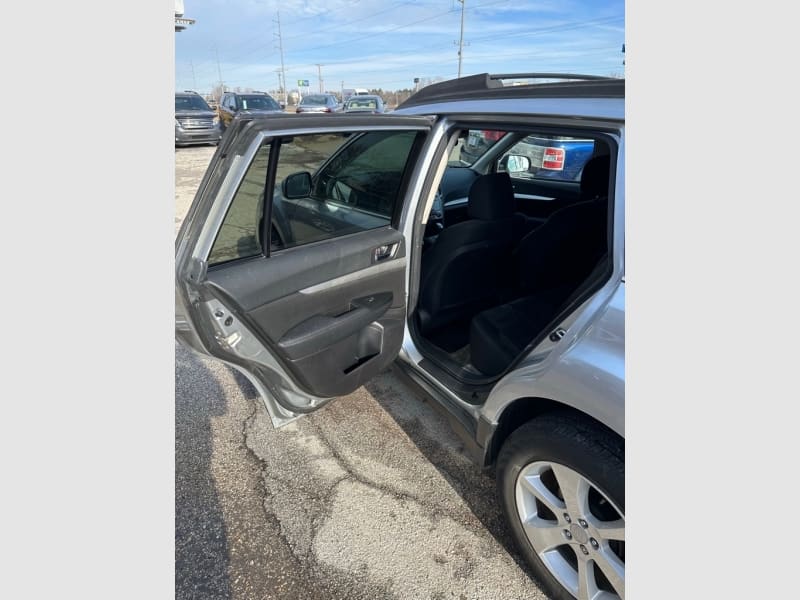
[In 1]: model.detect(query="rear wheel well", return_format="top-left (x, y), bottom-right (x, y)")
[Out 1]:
top-left (486, 398), bottom-right (622, 468)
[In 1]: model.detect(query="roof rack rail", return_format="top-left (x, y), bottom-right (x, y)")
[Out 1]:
top-left (489, 73), bottom-right (613, 81)
top-left (398, 72), bottom-right (624, 109)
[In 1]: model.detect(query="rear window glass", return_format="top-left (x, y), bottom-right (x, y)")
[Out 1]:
top-left (301, 95), bottom-right (328, 106)
top-left (240, 95), bottom-right (281, 111)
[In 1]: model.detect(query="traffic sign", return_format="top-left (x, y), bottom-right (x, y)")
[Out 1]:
top-left (298, 79), bottom-right (309, 87)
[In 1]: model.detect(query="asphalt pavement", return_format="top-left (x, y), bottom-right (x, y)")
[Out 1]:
top-left (174, 144), bottom-right (548, 599)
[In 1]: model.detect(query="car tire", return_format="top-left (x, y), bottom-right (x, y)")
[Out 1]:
top-left (496, 414), bottom-right (624, 600)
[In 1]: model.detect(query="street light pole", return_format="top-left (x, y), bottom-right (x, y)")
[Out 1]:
top-left (316, 64), bottom-right (324, 93)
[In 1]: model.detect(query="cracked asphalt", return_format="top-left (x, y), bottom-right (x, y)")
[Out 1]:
top-left (175, 145), bottom-right (549, 599)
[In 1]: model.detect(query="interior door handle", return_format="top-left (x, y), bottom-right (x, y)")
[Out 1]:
top-left (372, 243), bottom-right (396, 262)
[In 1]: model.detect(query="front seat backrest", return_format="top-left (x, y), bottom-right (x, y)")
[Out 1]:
top-left (417, 172), bottom-right (516, 334)
top-left (513, 155), bottom-right (610, 294)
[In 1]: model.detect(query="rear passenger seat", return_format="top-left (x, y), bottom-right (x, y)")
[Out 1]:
top-left (469, 155), bottom-right (611, 376)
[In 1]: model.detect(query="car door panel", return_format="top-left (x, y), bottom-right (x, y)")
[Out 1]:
top-left (205, 227), bottom-right (407, 397)
top-left (176, 115), bottom-right (433, 422)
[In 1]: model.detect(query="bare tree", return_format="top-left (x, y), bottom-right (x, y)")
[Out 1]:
top-left (211, 84), bottom-right (225, 103)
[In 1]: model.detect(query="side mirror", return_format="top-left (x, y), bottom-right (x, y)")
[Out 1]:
top-left (502, 154), bottom-right (531, 174)
top-left (282, 171), bottom-right (312, 199)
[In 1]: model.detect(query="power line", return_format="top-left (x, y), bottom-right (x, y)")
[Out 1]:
top-left (179, 0), bottom-right (521, 76)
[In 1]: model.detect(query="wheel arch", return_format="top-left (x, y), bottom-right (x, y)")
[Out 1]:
top-left (483, 396), bottom-right (623, 469)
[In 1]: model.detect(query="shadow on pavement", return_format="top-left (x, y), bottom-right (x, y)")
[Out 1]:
top-left (364, 373), bottom-right (537, 581)
top-left (175, 344), bottom-right (232, 599)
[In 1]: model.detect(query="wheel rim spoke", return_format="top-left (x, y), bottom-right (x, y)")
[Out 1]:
top-left (550, 463), bottom-right (591, 517)
top-left (593, 548), bottom-right (625, 598)
top-left (521, 516), bottom-right (566, 553)
top-left (518, 471), bottom-right (566, 517)
top-left (592, 518), bottom-right (625, 542)
top-left (577, 557), bottom-right (595, 600)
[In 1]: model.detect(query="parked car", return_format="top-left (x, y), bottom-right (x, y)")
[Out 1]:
top-left (461, 130), bottom-right (595, 181)
top-left (218, 91), bottom-right (284, 131)
top-left (174, 91), bottom-right (221, 147)
top-left (342, 87), bottom-right (370, 101)
top-left (295, 93), bottom-right (342, 114)
top-left (176, 73), bottom-right (625, 600)
top-left (343, 94), bottom-right (386, 114)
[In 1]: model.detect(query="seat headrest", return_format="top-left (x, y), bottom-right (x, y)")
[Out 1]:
top-left (468, 172), bottom-right (515, 220)
top-left (580, 154), bottom-right (611, 201)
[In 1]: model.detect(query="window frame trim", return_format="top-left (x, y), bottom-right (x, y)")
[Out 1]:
top-left (196, 124), bottom-right (431, 267)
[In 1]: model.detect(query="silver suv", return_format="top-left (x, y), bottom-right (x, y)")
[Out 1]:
top-left (175, 73), bottom-right (624, 600)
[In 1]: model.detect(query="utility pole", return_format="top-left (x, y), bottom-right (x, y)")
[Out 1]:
top-left (456, 0), bottom-right (466, 78)
top-left (190, 59), bottom-right (197, 91)
top-left (215, 46), bottom-right (224, 95)
top-left (274, 12), bottom-right (288, 106)
top-left (316, 64), bottom-right (324, 93)
top-left (276, 69), bottom-right (284, 103)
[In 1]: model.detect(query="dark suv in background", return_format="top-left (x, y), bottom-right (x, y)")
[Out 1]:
top-left (174, 91), bottom-right (222, 147)
top-left (218, 91), bottom-right (285, 131)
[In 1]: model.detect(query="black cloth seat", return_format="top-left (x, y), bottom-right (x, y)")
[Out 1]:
top-left (417, 172), bottom-right (516, 335)
top-left (469, 155), bottom-right (611, 376)
top-left (470, 288), bottom-right (572, 376)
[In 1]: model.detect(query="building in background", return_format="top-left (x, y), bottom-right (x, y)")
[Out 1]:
top-left (175, 0), bottom-right (195, 32)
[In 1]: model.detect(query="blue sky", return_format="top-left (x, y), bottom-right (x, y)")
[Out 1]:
top-left (175, 0), bottom-right (625, 96)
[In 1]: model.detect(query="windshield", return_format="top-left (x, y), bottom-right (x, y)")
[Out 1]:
top-left (240, 95), bottom-right (281, 111)
top-left (175, 95), bottom-right (211, 111)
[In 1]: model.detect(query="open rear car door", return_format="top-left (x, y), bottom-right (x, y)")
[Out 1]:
top-left (176, 114), bottom-right (434, 426)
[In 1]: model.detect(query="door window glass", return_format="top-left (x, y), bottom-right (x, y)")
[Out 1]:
top-left (208, 144), bottom-right (271, 266)
top-left (207, 129), bottom-right (422, 265)
top-left (270, 130), bottom-right (421, 251)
